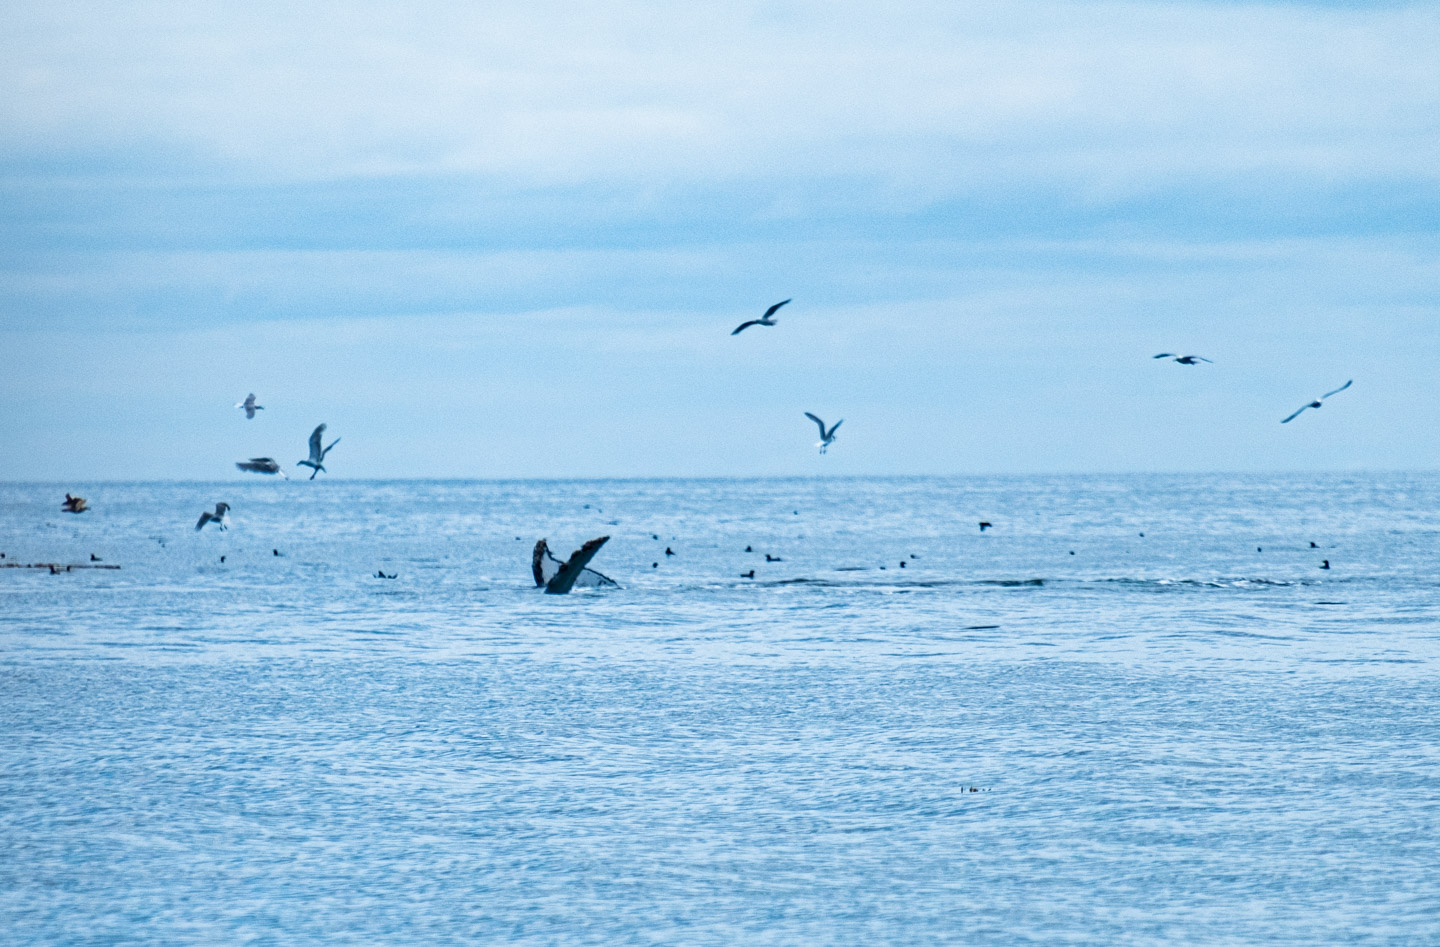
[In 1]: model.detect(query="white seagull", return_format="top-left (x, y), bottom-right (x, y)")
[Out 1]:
top-left (1153, 354), bottom-right (1212, 365)
top-left (195, 502), bottom-right (231, 531)
top-left (1282, 380), bottom-right (1353, 424)
top-left (731, 299), bottom-right (790, 335)
top-left (236, 457), bottom-right (288, 478)
top-left (805, 412), bottom-right (843, 454)
top-left (297, 424), bottom-right (341, 479)
top-left (235, 393), bottom-right (264, 419)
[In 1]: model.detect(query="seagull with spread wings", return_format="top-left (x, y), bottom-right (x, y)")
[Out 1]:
top-left (1153, 354), bottom-right (1212, 365)
top-left (805, 412), bottom-right (843, 454)
top-left (235, 393), bottom-right (264, 419)
top-left (195, 502), bottom-right (230, 531)
top-left (297, 424), bottom-right (341, 479)
top-left (731, 299), bottom-right (790, 335)
top-left (236, 457), bottom-right (288, 478)
top-left (1282, 380), bottom-right (1353, 424)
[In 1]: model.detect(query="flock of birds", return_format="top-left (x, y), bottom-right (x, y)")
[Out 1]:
top-left (733, 305), bottom-right (1355, 456)
top-left (43, 300), bottom-right (1357, 587)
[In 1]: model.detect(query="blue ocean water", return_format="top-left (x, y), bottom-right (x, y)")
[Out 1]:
top-left (3, 475), bottom-right (1439, 943)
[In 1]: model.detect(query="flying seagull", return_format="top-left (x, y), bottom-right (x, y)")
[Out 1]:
top-left (731, 299), bottom-right (790, 335)
top-left (1282, 380), bottom-right (1353, 424)
top-left (235, 393), bottom-right (264, 419)
top-left (1153, 354), bottom-right (1212, 365)
top-left (195, 502), bottom-right (230, 531)
top-left (297, 423), bottom-right (341, 479)
top-left (235, 457), bottom-right (288, 478)
top-left (805, 412), bottom-right (843, 454)
top-left (62, 493), bottom-right (88, 513)
top-left (532, 537), bottom-right (618, 594)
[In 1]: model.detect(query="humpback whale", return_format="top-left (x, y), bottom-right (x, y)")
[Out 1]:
top-left (532, 538), bottom-right (619, 593)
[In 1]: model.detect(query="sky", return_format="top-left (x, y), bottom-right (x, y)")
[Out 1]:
top-left (1, 0), bottom-right (1437, 480)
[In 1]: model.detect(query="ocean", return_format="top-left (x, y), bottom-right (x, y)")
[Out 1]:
top-left (3, 475), bottom-right (1438, 943)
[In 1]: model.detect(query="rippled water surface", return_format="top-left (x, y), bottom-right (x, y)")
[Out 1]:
top-left (4, 475), bottom-right (1440, 943)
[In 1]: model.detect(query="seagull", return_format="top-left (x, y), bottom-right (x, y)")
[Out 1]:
top-left (235, 393), bottom-right (264, 419)
top-left (731, 299), bottom-right (790, 335)
top-left (195, 502), bottom-right (230, 531)
top-left (1282, 380), bottom-right (1353, 424)
top-left (1153, 354), bottom-right (1212, 365)
top-left (805, 412), bottom-right (843, 454)
top-left (235, 457), bottom-right (288, 478)
top-left (297, 423), bottom-right (341, 479)
top-left (61, 494), bottom-right (88, 513)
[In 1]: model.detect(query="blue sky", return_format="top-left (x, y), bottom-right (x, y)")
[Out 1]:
top-left (2, 0), bottom-right (1437, 479)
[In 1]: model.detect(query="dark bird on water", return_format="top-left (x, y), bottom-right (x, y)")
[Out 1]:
top-left (731, 299), bottom-right (790, 335)
top-left (665, 547), bottom-right (676, 557)
top-left (745, 545), bottom-right (753, 552)
top-left (765, 554), bottom-right (783, 562)
top-left (236, 457), bottom-right (288, 478)
top-left (195, 503), bottom-right (230, 531)
top-left (273, 549), bottom-right (282, 556)
top-left (375, 570), bottom-right (397, 579)
top-left (1282, 380), bottom-right (1353, 424)
top-left (62, 494), bottom-right (88, 513)
top-left (90, 554), bottom-right (101, 562)
top-left (741, 570), bottom-right (755, 579)
top-left (297, 423), bottom-right (341, 479)
top-left (1310, 542), bottom-right (1318, 548)
top-left (805, 412), bottom-right (843, 454)
top-left (1154, 354), bottom-right (1212, 365)
top-left (1320, 560), bottom-right (1331, 570)
top-left (979, 521), bottom-right (992, 532)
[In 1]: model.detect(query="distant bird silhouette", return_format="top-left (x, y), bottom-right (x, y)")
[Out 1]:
top-left (899, 561), bottom-right (906, 568)
top-left (297, 423), bottom-right (341, 479)
top-left (741, 570), bottom-right (755, 579)
top-left (374, 570), bottom-right (397, 579)
top-left (236, 457), bottom-right (287, 478)
top-left (765, 554), bottom-right (783, 562)
top-left (1282, 380), bottom-right (1353, 424)
top-left (1153, 354), bottom-right (1212, 365)
top-left (195, 503), bottom-right (230, 531)
top-left (273, 549), bottom-right (282, 556)
top-left (731, 299), bottom-right (790, 335)
top-left (1320, 560), bottom-right (1331, 570)
top-left (805, 412), bottom-right (842, 454)
top-left (979, 521), bottom-right (992, 532)
top-left (745, 545), bottom-right (753, 552)
top-left (665, 547), bottom-right (676, 557)
top-left (220, 556), bottom-right (226, 563)
top-left (90, 554), bottom-right (101, 562)
top-left (235, 393), bottom-right (264, 419)
top-left (62, 494), bottom-right (88, 513)
top-left (1310, 542), bottom-right (1318, 548)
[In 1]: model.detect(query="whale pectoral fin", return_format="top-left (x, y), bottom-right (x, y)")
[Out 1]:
top-left (545, 536), bottom-right (610, 594)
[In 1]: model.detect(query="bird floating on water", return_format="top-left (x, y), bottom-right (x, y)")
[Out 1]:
top-left (1282, 380), bottom-right (1353, 424)
top-left (979, 521), bottom-right (992, 532)
top-left (1154, 354), bottom-right (1212, 365)
top-left (297, 423), bottom-right (341, 479)
top-left (236, 457), bottom-right (288, 478)
top-left (731, 299), bottom-right (790, 335)
top-left (235, 393), bottom-right (264, 419)
top-left (805, 412), bottom-right (843, 454)
top-left (195, 503), bottom-right (230, 531)
top-left (62, 494), bottom-right (88, 513)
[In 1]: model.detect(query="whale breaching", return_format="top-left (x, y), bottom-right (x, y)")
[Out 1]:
top-left (532, 538), bottom-right (618, 594)
top-left (297, 423), bottom-right (341, 479)
top-left (731, 299), bottom-right (790, 335)
top-left (235, 393), bottom-right (264, 419)
top-left (1282, 380), bottom-right (1353, 424)
top-left (1153, 354), bottom-right (1212, 365)
top-left (236, 457), bottom-right (288, 478)
top-left (805, 412), bottom-right (843, 454)
top-left (195, 502), bottom-right (230, 531)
